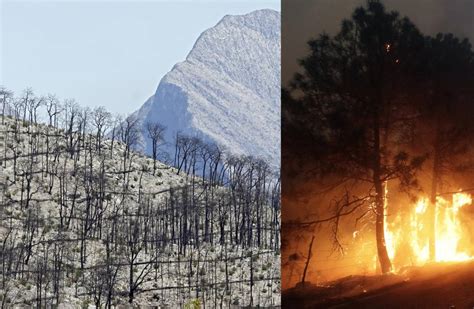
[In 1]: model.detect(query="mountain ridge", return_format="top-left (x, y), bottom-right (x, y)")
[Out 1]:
top-left (134, 9), bottom-right (280, 168)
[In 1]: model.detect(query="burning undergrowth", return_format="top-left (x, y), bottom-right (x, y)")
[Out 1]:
top-left (281, 125), bottom-right (474, 285)
top-left (282, 175), bottom-right (474, 291)
top-left (385, 191), bottom-right (474, 267)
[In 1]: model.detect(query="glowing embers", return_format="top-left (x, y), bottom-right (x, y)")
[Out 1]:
top-left (386, 192), bottom-right (473, 269)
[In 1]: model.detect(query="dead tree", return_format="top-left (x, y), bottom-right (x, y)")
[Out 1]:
top-left (0, 87), bottom-right (13, 123)
top-left (118, 115), bottom-right (141, 177)
top-left (146, 121), bottom-right (166, 174)
top-left (108, 114), bottom-right (122, 158)
top-left (301, 235), bottom-right (315, 284)
top-left (92, 106), bottom-right (111, 155)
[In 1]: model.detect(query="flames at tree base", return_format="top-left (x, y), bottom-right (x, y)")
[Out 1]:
top-left (384, 192), bottom-right (473, 271)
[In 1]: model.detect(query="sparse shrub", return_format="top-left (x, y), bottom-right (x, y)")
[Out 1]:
top-left (74, 269), bottom-right (83, 280)
top-left (81, 299), bottom-right (91, 309)
top-left (19, 278), bottom-right (28, 286)
top-left (184, 299), bottom-right (201, 309)
top-left (262, 262), bottom-right (272, 271)
top-left (43, 223), bottom-right (52, 234)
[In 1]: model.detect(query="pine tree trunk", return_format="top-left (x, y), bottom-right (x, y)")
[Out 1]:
top-left (374, 178), bottom-right (392, 273)
top-left (373, 106), bottom-right (392, 274)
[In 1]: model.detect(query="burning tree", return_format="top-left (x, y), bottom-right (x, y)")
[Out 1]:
top-left (414, 34), bottom-right (474, 261)
top-left (288, 0), bottom-right (426, 273)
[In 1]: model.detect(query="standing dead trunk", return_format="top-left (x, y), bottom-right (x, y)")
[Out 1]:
top-left (301, 235), bottom-right (315, 284)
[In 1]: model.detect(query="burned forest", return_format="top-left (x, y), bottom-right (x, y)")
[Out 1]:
top-left (0, 88), bottom-right (281, 307)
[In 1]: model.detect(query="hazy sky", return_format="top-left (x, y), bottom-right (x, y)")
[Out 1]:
top-left (282, 0), bottom-right (474, 86)
top-left (1, 0), bottom-right (280, 115)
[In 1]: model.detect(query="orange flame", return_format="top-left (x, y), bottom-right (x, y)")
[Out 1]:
top-left (385, 191), bottom-right (472, 269)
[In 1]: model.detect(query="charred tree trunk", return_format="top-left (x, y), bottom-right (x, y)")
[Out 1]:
top-left (301, 235), bottom-right (315, 284)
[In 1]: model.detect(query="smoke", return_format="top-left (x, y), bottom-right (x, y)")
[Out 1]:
top-left (282, 0), bottom-right (474, 86)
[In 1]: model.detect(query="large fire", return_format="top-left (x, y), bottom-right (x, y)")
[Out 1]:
top-left (385, 191), bottom-right (473, 270)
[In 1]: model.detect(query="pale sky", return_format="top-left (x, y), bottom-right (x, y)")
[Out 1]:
top-left (1, 0), bottom-right (280, 115)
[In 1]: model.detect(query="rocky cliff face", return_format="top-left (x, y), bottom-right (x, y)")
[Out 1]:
top-left (134, 9), bottom-right (280, 168)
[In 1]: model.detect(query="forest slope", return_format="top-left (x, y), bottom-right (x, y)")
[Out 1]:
top-left (0, 114), bottom-right (280, 308)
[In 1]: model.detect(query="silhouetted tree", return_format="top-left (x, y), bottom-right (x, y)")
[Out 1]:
top-left (289, 0), bottom-right (425, 273)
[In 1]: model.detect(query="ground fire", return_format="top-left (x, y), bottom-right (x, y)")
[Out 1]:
top-left (385, 191), bottom-right (473, 268)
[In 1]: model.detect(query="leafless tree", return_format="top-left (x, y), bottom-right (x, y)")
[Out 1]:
top-left (146, 121), bottom-right (166, 174)
top-left (93, 106), bottom-right (112, 154)
top-left (0, 87), bottom-right (13, 123)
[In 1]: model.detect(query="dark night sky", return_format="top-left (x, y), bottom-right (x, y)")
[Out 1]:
top-left (282, 0), bottom-right (474, 86)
